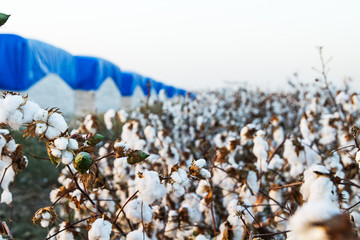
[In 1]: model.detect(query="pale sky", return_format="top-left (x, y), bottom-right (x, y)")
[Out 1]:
top-left (1, 0), bottom-right (360, 91)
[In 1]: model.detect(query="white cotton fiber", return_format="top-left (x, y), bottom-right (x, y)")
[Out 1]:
top-left (34, 109), bottom-right (48, 122)
top-left (1, 189), bottom-right (12, 204)
top-left (45, 126), bottom-right (61, 140)
top-left (48, 113), bottom-right (68, 133)
top-left (88, 218), bottom-right (112, 240)
top-left (61, 151), bottom-right (73, 165)
top-left (124, 198), bottom-right (154, 223)
top-left (54, 137), bottom-right (69, 150)
top-left (136, 170), bottom-right (166, 204)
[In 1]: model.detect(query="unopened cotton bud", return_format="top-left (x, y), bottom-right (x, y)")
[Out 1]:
top-left (74, 152), bottom-right (93, 174)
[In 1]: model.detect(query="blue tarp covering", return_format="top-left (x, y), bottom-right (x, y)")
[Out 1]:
top-left (0, 34), bottom-right (193, 98)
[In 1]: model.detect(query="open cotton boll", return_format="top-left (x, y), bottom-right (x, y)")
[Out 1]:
top-left (287, 200), bottom-right (343, 240)
top-left (253, 131), bottom-right (269, 172)
top-left (194, 159), bottom-right (207, 168)
top-left (57, 222), bottom-right (75, 240)
top-left (246, 170), bottom-right (259, 195)
top-left (8, 109), bottom-right (23, 129)
top-left (300, 165), bottom-right (336, 202)
top-left (0, 108), bottom-right (10, 124)
top-left (117, 110), bottom-right (128, 123)
top-left (1, 189), bottom-right (12, 204)
top-left (88, 218), bottom-right (112, 240)
top-left (48, 113), bottom-right (68, 133)
top-left (68, 138), bottom-right (78, 150)
top-left (51, 148), bottom-right (62, 158)
top-left (126, 228), bottom-right (150, 240)
top-left (45, 126), bottom-right (61, 140)
top-left (42, 211), bottom-right (51, 220)
top-left (171, 169), bottom-right (190, 196)
top-left (21, 100), bottom-right (41, 123)
top-left (135, 170), bottom-right (166, 204)
top-left (5, 139), bottom-right (16, 153)
top-left (35, 123), bottom-right (47, 135)
top-left (144, 125), bottom-right (156, 143)
top-left (195, 234), bottom-right (209, 240)
top-left (104, 109), bottom-right (116, 130)
top-left (199, 168), bottom-right (211, 179)
top-left (61, 151), bottom-right (73, 165)
top-left (2, 94), bottom-right (23, 112)
top-left (124, 198), bottom-right (153, 223)
top-left (40, 219), bottom-right (50, 228)
top-left (34, 109), bottom-right (48, 122)
top-left (54, 137), bottom-right (69, 150)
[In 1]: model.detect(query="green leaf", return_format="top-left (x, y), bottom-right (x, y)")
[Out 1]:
top-left (0, 13), bottom-right (10, 27)
top-left (86, 134), bottom-right (104, 146)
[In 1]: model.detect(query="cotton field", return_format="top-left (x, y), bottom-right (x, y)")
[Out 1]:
top-left (1, 79), bottom-right (360, 240)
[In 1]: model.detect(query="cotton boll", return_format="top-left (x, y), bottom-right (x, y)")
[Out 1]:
top-left (195, 234), bottom-right (209, 240)
top-left (194, 159), bottom-right (206, 168)
top-left (300, 165), bottom-right (336, 202)
top-left (3, 95), bottom-right (24, 112)
top-left (144, 125), bottom-right (156, 143)
top-left (35, 123), bottom-right (47, 135)
top-left (5, 139), bottom-right (16, 153)
top-left (51, 148), bottom-right (62, 158)
top-left (287, 200), bottom-right (342, 240)
top-left (247, 171), bottom-right (259, 195)
top-left (48, 113), bottom-right (68, 133)
top-left (42, 211), bottom-right (51, 220)
top-left (49, 189), bottom-right (60, 203)
top-left (68, 138), bottom-right (78, 150)
top-left (45, 126), bottom-right (61, 140)
top-left (136, 170), bottom-right (166, 204)
top-left (21, 100), bottom-right (41, 123)
top-left (61, 151), bottom-right (73, 165)
top-left (34, 109), bottom-right (49, 122)
top-left (199, 168), bottom-right (211, 179)
top-left (88, 218), bottom-right (112, 240)
top-left (8, 109), bottom-right (23, 129)
top-left (0, 108), bottom-right (10, 124)
top-left (57, 222), bottom-right (75, 240)
top-left (40, 219), bottom-right (50, 228)
top-left (54, 137), bottom-right (69, 150)
top-left (1, 189), bottom-right (12, 204)
top-left (117, 109), bottom-right (128, 123)
top-left (124, 198), bottom-right (154, 223)
top-left (0, 162), bottom-right (15, 190)
top-left (104, 109), bottom-right (116, 130)
top-left (126, 229), bottom-right (150, 240)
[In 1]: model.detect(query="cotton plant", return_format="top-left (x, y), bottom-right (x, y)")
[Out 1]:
top-left (2, 82), bottom-right (360, 239)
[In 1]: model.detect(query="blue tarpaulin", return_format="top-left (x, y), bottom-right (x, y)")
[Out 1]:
top-left (0, 34), bottom-right (193, 98)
